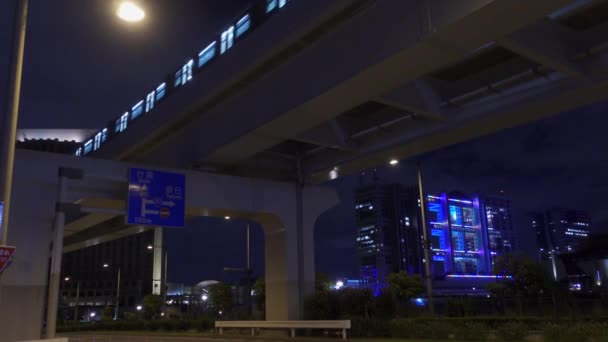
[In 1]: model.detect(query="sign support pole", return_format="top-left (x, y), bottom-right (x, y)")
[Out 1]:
top-left (45, 169), bottom-right (68, 338)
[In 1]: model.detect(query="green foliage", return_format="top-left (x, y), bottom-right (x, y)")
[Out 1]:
top-left (56, 319), bottom-right (215, 333)
top-left (252, 278), bottom-right (265, 313)
top-left (208, 282), bottom-right (233, 314)
top-left (496, 321), bottom-right (527, 341)
top-left (490, 252), bottom-right (553, 297)
top-left (373, 289), bottom-right (397, 319)
top-left (142, 294), bottom-right (162, 319)
top-left (337, 288), bottom-right (373, 318)
top-left (315, 272), bottom-right (333, 292)
top-left (304, 291), bottom-right (339, 319)
top-left (386, 272), bottom-right (425, 301)
top-left (123, 312), bottom-right (136, 321)
top-left (543, 322), bottom-right (608, 342)
top-left (101, 306), bottom-right (114, 321)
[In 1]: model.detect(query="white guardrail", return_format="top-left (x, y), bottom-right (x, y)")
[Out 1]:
top-left (215, 320), bottom-right (351, 340)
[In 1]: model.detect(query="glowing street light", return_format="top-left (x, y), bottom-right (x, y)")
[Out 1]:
top-left (117, 2), bottom-right (145, 22)
top-left (147, 245), bottom-right (153, 250)
top-left (103, 263), bottom-right (109, 268)
top-left (136, 305), bottom-right (143, 311)
top-left (201, 294), bottom-right (208, 301)
top-left (64, 277), bottom-right (70, 282)
top-left (389, 159), bottom-right (399, 166)
top-left (224, 216), bottom-right (231, 220)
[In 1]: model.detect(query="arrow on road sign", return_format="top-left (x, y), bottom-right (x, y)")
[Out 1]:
top-left (0, 246), bottom-right (16, 274)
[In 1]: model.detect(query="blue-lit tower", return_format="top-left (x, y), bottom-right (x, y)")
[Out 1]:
top-left (482, 195), bottom-right (515, 265)
top-left (426, 192), bottom-right (491, 277)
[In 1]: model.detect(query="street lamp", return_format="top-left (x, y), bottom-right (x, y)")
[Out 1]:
top-left (117, 2), bottom-right (145, 22)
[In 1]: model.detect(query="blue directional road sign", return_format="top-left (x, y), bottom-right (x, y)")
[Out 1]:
top-left (127, 168), bottom-right (186, 227)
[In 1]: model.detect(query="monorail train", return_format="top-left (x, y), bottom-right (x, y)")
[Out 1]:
top-left (75, 0), bottom-right (291, 157)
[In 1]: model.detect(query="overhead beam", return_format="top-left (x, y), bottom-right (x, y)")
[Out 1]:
top-left (375, 80), bottom-right (445, 120)
top-left (497, 20), bottom-right (584, 77)
top-left (294, 119), bottom-right (355, 151)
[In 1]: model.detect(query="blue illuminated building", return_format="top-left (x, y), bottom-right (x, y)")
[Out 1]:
top-left (426, 192), bottom-right (491, 277)
top-left (354, 184), bottom-right (422, 294)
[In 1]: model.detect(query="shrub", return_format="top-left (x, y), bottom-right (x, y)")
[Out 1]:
top-left (349, 317), bottom-right (390, 337)
top-left (496, 321), bottom-right (527, 341)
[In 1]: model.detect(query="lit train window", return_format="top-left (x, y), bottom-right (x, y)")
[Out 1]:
top-left (156, 83), bottom-right (166, 101)
top-left (101, 128), bottom-right (108, 143)
top-left (266, 0), bottom-right (277, 13)
top-left (220, 26), bottom-right (234, 54)
top-left (198, 42), bottom-right (216, 68)
top-left (115, 112), bottom-right (129, 133)
top-left (131, 100), bottom-right (144, 119)
top-left (175, 60), bottom-right (194, 87)
top-left (75, 147), bottom-right (82, 157)
top-left (94, 132), bottom-right (102, 150)
top-left (145, 90), bottom-right (155, 112)
top-left (236, 14), bottom-right (251, 38)
top-left (83, 140), bottom-right (93, 155)
top-left (279, 0), bottom-right (287, 8)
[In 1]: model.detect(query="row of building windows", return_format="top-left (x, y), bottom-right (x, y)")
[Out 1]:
top-left (75, 0), bottom-right (291, 157)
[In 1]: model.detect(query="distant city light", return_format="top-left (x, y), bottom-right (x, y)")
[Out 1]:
top-left (117, 2), bottom-right (145, 22)
top-left (334, 280), bottom-right (344, 290)
top-left (90, 312), bottom-right (96, 317)
top-left (329, 167), bottom-right (339, 180)
top-left (201, 294), bottom-right (208, 301)
top-left (136, 305), bottom-right (143, 311)
top-left (64, 277), bottom-right (70, 281)
top-left (161, 312), bottom-right (165, 317)
top-left (147, 245), bottom-right (153, 250)
top-left (389, 159), bottom-right (399, 165)
top-left (446, 274), bottom-right (512, 279)
top-left (103, 264), bottom-right (109, 268)
top-left (224, 216), bottom-right (231, 220)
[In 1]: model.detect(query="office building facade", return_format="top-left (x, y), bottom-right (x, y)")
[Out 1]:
top-left (482, 195), bottom-right (515, 264)
top-left (354, 184), bottom-right (422, 290)
top-left (426, 192), bottom-right (491, 277)
top-left (533, 209), bottom-right (591, 259)
top-left (59, 228), bottom-right (164, 320)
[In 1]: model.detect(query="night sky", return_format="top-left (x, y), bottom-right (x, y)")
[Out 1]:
top-left (2, 0), bottom-right (608, 285)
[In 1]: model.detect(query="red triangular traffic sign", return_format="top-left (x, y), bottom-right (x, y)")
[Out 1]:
top-left (0, 246), bottom-right (16, 274)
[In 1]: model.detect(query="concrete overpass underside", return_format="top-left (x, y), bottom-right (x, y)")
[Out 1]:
top-left (0, 150), bottom-right (337, 342)
top-left (90, 0), bottom-right (608, 183)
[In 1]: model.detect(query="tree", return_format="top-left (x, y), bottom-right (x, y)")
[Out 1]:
top-left (387, 272), bottom-right (425, 301)
top-left (491, 252), bottom-right (553, 297)
top-left (209, 283), bottom-right (233, 315)
top-left (315, 272), bottom-right (333, 292)
top-left (143, 294), bottom-right (162, 319)
top-left (101, 306), bottom-right (113, 321)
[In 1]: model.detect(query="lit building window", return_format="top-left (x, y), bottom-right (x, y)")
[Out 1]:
top-left (235, 14), bottom-right (251, 38)
top-left (101, 128), bottom-right (108, 143)
top-left (220, 26), bottom-right (234, 54)
top-left (115, 112), bottom-right (129, 133)
top-left (145, 90), bottom-right (156, 112)
top-left (156, 83), bottom-right (167, 101)
top-left (198, 42), bottom-right (216, 68)
top-left (75, 147), bottom-right (82, 157)
top-left (131, 100), bottom-right (144, 120)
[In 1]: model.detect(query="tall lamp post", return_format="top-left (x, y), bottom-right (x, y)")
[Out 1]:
top-left (103, 263), bottom-right (121, 320)
top-left (0, 0), bottom-right (28, 246)
top-left (38, 2), bottom-right (144, 338)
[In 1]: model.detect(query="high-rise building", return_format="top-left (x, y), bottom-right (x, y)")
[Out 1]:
top-left (354, 184), bottom-right (422, 290)
top-left (426, 192), bottom-right (491, 277)
top-left (532, 209), bottom-right (591, 258)
top-left (59, 228), bottom-right (164, 320)
top-left (482, 195), bottom-right (515, 264)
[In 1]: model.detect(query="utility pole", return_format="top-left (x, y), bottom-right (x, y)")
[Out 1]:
top-left (73, 281), bottom-right (80, 322)
top-left (417, 162), bottom-right (434, 314)
top-left (114, 268), bottom-right (121, 320)
top-left (0, 0), bottom-right (28, 245)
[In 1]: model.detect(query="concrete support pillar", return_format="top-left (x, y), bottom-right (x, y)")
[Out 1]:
top-left (263, 185), bottom-right (337, 320)
top-left (152, 227), bottom-right (163, 295)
